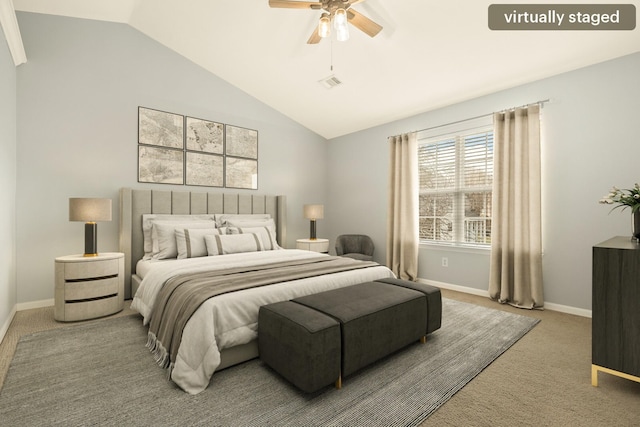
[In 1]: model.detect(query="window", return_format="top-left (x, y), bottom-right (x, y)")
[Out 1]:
top-left (418, 126), bottom-right (493, 245)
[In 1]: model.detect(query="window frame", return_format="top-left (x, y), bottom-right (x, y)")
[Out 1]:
top-left (417, 119), bottom-right (494, 248)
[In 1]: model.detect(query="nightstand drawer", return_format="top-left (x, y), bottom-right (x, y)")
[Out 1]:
top-left (65, 276), bottom-right (119, 301)
top-left (63, 295), bottom-right (121, 322)
top-left (296, 238), bottom-right (329, 253)
top-left (62, 258), bottom-right (120, 280)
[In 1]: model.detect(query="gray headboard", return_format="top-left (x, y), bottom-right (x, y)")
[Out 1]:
top-left (119, 187), bottom-right (287, 299)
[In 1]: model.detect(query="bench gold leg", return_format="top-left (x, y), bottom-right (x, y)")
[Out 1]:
top-left (420, 335), bottom-right (427, 344)
top-left (335, 374), bottom-right (342, 389)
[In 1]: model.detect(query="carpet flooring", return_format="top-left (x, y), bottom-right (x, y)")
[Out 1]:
top-left (0, 298), bottom-right (538, 426)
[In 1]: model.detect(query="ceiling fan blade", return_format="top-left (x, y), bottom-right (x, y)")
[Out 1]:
top-left (268, 0), bottom-right (322, 9)
top-left (347, 8), bottom-right (382, 37)
top-left (307, 25), bottom-right (322, 44)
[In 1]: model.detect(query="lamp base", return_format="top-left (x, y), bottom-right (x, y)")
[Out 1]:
top-left (309, 220), bottom-right (317, 240)
top-left (84, 222), bottom-right (98, 257)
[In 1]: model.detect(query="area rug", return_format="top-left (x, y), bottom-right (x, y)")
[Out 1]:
top-left (0, 298), bottom-right (539, 427)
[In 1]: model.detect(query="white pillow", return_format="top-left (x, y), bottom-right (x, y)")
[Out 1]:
top-left (176, 228), bottom-right (220, 259)
top-left (223, 217), bottom-right (275, 228)
top-left (215, 213), bottom-right (271, 228)
top-left (152, 221), bottom-right (217, 260)
top-left (224, 218), bottom-right (278, 246)
top-left (204, 233), bottom-right (264, 256)
top-left (227, 226), bottom-right (280, 250)
top-left (142, 214), bottom-right (216, 259)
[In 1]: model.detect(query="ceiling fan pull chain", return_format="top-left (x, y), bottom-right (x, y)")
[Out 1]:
top-left (330, 38), bottom-right (334, 71)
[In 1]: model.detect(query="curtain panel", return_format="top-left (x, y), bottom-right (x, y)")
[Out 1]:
top-left (489, 105), bottom-right (544, 309)
top-left (387, 132), bottom-right (419, 281)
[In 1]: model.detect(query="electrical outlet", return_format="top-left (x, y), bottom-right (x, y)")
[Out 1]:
top-left (442, 257), bottom-right (448, 267)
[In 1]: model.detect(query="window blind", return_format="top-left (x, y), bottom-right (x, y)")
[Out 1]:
top-left (418, 127), bottom-right (493, 245)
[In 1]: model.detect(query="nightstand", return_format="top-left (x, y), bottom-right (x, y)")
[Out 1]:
top-left (54, 252), bottom-right (125, 322)
top-left (296, 238), bottom-right (329, 254)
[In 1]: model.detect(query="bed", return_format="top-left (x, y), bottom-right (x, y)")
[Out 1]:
top-left (119, 187), bottom-right (395, 394)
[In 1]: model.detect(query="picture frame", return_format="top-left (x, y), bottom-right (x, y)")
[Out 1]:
top-left (225, 125), bottom-right (258, 159)
top-left (138, 107), bottom-right (184, 149)
top-left (185, 152), bottom-right (224, 187)
top-left (136, 107), bottom-right (261, 189)
top-left (138, 146), bottom-right (184, 185)
top-left (186, 116), bottom-right (224, 154)
top-left (225, 157), bottom-right (258, 190)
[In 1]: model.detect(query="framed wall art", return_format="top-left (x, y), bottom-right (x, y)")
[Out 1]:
top-left (225, 125), bottom-right (258, 160)
top-left (186, 116), bottom-right (224, 154)
top-left (136, 106), bottom-right (260, 189)
top-left (138, 107), bottom-right (184, 149)
top-left (186, 152), bottom-right (223, 187)
top-left (138, 145), bottom-right (184, 184)
top-left (225, 157), bottom-right (258, 190)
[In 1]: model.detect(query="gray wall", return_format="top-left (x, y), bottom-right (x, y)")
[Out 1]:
top-left (0, 26), bottom-right (18, 330)
top-left (327, 52), bottom-right (640, 311)
top-left (15, 12), bottom-right (328, 304)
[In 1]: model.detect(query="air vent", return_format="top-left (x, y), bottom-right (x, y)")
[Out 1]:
top-left (319, 75), bottom-right (342, 89)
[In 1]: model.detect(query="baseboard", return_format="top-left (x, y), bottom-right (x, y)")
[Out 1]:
top-left (0, 304), bottom-right (17, 345)
top-left (418, 278), bottom-right (490, 298)
top-left (16, 298), bottom-right (54, 311)
top-left (417, 278), bottom-right (592, 318)
top-left (543, 302), bottom-right (592, 318)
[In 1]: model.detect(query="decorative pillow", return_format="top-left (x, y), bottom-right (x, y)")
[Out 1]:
top-left (152, 221), bottom-right (217, 260)
top-left (142, 214), bottom-right (215, 259)
top-left (204, 233), bottom-right (264, 256)
top-left (215, 213), bottom-right (271, 228)
top-left (222, 217), bottom-right (275, 228)
top-left (175, 228), bottom-right (220, 259)
top-left (226, 226), bottom-right (280, 250)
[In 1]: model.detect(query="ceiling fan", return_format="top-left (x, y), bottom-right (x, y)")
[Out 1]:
top-left (268, 0), bottom-right (383, 44)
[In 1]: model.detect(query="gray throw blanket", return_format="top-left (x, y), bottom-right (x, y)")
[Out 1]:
top-left (147, 256), bottom-right (379, 370)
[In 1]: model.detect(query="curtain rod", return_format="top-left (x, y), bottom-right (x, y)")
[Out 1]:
top-left (410, 98), bottom-right (551, 135)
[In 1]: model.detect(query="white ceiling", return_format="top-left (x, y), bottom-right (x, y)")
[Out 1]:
top-left (13, 0), bottom-right (640, 139)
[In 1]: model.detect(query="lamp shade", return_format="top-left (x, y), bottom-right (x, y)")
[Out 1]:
top-left (303, 204), bottom-right (324, 220)
top-left (69, 198), bottom-right (112, 222)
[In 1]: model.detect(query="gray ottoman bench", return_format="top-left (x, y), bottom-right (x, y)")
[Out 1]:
top-left (258, 280), bottom-right (442, 393)
top-left (374, 278), bottom-right (443, 335)
top-left (258, 300), bottom-right (341, 393)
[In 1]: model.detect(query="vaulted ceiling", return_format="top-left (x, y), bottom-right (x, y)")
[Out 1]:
top-left (12, 0), bottom-right (640, 138)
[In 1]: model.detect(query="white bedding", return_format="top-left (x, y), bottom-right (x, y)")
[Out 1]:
top-left (131, 249), bottom-right (395, 394)
top-left (135, 258), bottom-right (164, 279)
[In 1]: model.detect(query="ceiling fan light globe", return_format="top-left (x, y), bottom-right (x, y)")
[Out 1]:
top-left (319, 14), bottom-right (331, 38)
top-left (336, 25), bottom-right (349, 41)
top-left (334, 8), bottom-right (348, 28)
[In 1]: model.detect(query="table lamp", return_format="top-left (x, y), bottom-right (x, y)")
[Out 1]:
top-left (303, 204), bottom-right (324, 240)
top-left (69, 198), bottom-right (112, 257)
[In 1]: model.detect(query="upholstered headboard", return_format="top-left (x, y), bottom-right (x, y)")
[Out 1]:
top-left (118, 187), bottom-right (287, 299)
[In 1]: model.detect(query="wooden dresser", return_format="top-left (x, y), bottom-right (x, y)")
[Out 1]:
top-left (592, 236), bottom-right (640, 386)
